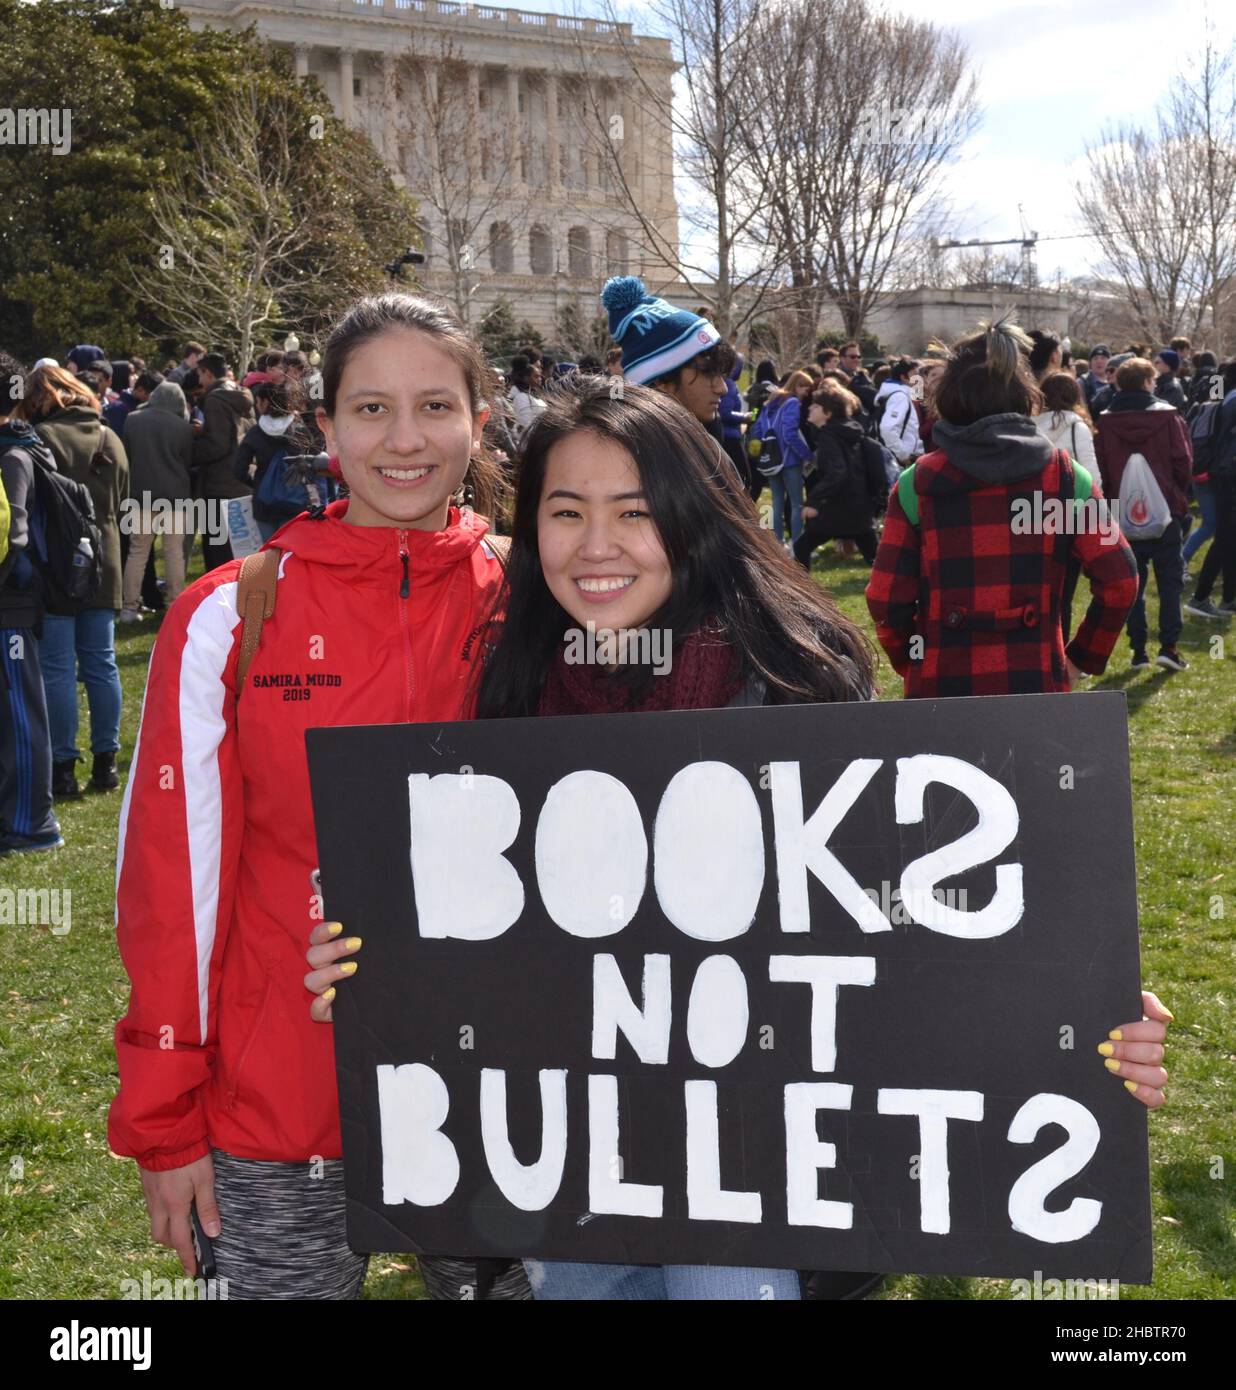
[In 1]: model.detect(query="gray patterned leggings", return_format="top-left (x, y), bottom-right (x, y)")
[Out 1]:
top-left (209, 1148), bottom-right (530, 1300)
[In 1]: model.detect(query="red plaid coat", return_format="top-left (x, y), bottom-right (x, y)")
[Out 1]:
top-left (866, 447), bottom-right (1139, 697)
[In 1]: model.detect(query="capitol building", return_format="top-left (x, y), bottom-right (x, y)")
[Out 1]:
top-left (177, 0), bottom-right (683, 338)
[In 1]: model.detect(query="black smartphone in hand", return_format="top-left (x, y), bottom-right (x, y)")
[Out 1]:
top-left (190, 1200), bottom-right (217, 1280)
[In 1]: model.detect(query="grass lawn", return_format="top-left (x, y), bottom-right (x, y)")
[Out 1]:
top-left (1, 539), bottom-right (1233, 1301)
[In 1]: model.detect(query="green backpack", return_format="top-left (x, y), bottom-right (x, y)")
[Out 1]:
top-left (895, 454), bottom-right (1094, 524)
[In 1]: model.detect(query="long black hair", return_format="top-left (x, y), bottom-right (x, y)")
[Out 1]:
top-left (474, 379), bottom-right (876, 717)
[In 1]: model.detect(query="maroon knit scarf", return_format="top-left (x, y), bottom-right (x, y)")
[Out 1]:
top-left (537, 626), bottom-right (744, 716)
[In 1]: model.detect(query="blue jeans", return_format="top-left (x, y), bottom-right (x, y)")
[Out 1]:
top-left (524, 1260), bottom-right (801, 1300)
top-left (769, 465), bottom-right (804, 542)
top-left (37, 609), bottom-right (122, 762)
top-left (1183, 481), bottom-right (1217, 562)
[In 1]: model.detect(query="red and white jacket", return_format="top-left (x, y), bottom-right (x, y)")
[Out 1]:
top-left (108, 502), bottom-right (504, 1171)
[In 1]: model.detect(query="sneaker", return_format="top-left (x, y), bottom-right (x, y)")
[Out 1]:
top-left (118, 608), bottom-right (143, 624)
top-left (1157, 647), bottom-right (1189, 671)
top-left (52, 759), bottom-right (80, 798)
top-left (1218, 599), bottom-right (1236, 615)
top-left (1130, 650), bottom-right (1152, 670)
top-left (0, 827), bottom-right (65, 854)
top-left (90, 751), bottom-right (119, 792)
top-left (1185, 597), bottom-right (1222, 618)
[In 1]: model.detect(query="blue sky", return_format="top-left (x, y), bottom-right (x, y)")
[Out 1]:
top-left (540, 0), bottom-right (1236, 280)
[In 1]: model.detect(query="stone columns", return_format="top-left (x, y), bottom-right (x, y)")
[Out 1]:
top-left (466, 65), bottom-right (481, 181)
top-left (506, 69), bottom-right (522, 183)
top-left (546, 71), bottom-right (561, 194)
top-left (339, 47), bottom-right (355, 127)
top-left (382, 52), bottom-right (399, 164)
top-left (294, 45), bottom-right (310, 80)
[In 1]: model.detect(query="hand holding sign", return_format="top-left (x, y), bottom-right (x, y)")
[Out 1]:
top-left (308, 693), bottom-right (1157, 1281)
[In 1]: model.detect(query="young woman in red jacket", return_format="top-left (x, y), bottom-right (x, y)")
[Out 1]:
top-left (109, 294), bottom-right (526, 1299)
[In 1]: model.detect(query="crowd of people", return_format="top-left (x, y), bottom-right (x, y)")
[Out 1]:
top-left (0, 276), bottom-right (1184, 1299)
top-left (2, 288), bottom-right (1232, 850)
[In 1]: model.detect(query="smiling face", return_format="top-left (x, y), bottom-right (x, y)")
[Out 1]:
top-left (319, 327), bottom-right (485, 530)
top-left (537, 430), bottom-right (673, 633)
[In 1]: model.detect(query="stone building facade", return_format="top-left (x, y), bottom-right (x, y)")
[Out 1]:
top-left (177, 0), bottom-right (680, 339)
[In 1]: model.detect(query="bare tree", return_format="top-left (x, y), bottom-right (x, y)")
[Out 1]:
top-left (564, 0), bottom-right (788, 335)
top-left (394, 33), bottom-right (537, 325)
top-left (1076, 128), bottom-right (1202, 345)
top-left (140, 81), bottom-right (314, 371)
top-left (1074, 32), bottom-right (1236, 349)
top-left (738, 0), bottom-right (979, 345)
top-left (1170, 34), bottom-right (1236, 352)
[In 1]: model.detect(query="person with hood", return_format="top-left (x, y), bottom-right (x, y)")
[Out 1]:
top-left (233, 379), bottom-right (318, 543)
top-left (874, 357), bottom-right (922, 466)
top-left (0, 353), bottom-right (63, 853)
top-left (120, 380), bottom-right (195, 620)
top-left (866, 319), bottom-right (1139, 698)
top-left (1095, 357), bottom-right (1193, 670)
top-left (1153, 350), bottom-right (1187, 411)
top-left (107, 292), bottom-right (527, 1302)
top-left (793, 379), bottom-right (887, 566)
top-left (193, 352), bottom-right (254, 572)
top-left (20, 366), bottom-right (128, 796)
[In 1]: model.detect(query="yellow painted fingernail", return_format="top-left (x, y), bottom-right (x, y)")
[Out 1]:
top-left (345, 937), bottom-right (363, 951)
top-left (322, 987), bottom-right (336, 1003)
top-left (327, 922), bottom-right (343, 936)
top-left (1104, 1057), bottom-right (1121, 1073)
top-left (1124, 1079), bottom-right (1138, 1093)
top-left (339, 961), bottom-right (358, 976)
top-left (1108, 1028), bottom-right (1123, 1041)
top-left (1097, 1042), bottom-right (1115, 1056)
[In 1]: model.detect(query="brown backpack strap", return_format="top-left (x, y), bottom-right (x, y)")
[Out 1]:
top-left (235, 548), bottom-right (282, 696)
top-left (484, 533), bottom-right (511, 568)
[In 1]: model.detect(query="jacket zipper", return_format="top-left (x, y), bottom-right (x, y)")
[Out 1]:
top-left (397, 529), bottom-right (415, 718)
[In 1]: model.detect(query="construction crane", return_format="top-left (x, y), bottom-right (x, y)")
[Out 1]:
top-left (936, 205), bottom-right (1039, 301)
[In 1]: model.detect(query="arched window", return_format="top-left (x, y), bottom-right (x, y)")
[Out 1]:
top-left (567, 226), bottom-right (591, 279)
top-left (529, 224), bottom-right (553, 276)
top-left (489, 221), bottom-right (514, 273)
top-left (605, 230), bottom-right (629, 276)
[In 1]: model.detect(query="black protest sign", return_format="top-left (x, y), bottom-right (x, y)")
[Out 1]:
top-left (306, 692), bottom-right (1151, 1282)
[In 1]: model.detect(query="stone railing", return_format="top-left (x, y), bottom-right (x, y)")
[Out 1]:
top-left (191, 0), bottom-right (670, 50)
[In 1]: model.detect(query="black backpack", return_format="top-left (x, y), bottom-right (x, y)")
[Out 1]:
top-left (28, 444), bottom-right (103, 615)
top-left (1185, 397), bottom-right (1224, 476)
